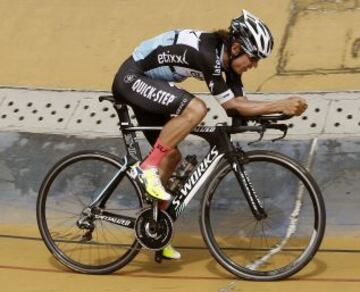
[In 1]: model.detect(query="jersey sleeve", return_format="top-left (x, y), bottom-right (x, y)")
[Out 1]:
top-left (200, 54), bottom-right (235, 105)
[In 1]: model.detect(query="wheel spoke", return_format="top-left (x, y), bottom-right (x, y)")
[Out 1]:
top-left (37, 152), bottom-right (143, 273)
top-left (46, 207), bottom-right (80, 216)
top-left (202, 152), bottom-right (325, 280)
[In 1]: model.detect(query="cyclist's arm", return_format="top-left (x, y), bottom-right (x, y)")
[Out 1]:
top-left (201, 56), bottom-right (308, 117)
top-left (222, 70), bottom-right (307, 117)
top-left (222, 70), bottom-right (278, 116)
top-left (222, 96), bottom-right (283, 116)
top-left (222, 95), bottom-right (307, 117)
top-left (205, 73), bottom-right (305, 117)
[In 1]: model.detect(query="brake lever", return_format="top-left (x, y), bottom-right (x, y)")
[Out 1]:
top-left (270, 124), bottom-right (288, 142)
top-left (247, 123), bottom-right (288, 145)
top-left (248, 126), bottom-right (265, 145)
top-left (271, 128), bottom-right (288, 142)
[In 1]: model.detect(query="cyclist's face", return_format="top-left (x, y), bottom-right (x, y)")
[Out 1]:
top-left (231, 54), bottom-right (258, 74)
top-left (229, 43), bottom-right (259, 74)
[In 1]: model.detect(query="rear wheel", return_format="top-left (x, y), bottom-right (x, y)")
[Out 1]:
top-left (37, 151), bottom-right (143, 274)
top-left (200, 150), bottom-right (326, 281)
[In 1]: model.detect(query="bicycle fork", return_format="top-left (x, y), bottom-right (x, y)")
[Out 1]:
top-left (231, 157), bottom-right (267, 220)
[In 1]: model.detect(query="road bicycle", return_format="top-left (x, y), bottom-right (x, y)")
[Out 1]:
top-left (36, 95), bottom-right (326, 281)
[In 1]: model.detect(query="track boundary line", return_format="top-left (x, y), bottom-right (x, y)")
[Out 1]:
top-left (1, 264), bottom-right (360, 283)
top-left (1, 233), bottom-right (360, 253)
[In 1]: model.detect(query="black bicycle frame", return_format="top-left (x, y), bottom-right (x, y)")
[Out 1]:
top-left (90, 99), bottom-right (269, 228)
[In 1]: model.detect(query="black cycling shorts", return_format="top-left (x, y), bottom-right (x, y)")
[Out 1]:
top-left (112, 57), bottom-right (194, 145)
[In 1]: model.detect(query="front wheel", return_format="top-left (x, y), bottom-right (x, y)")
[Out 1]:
top-left (200, 150), bottom-right (326, 281)
top-left (37, 151), bottom-right (144, 274)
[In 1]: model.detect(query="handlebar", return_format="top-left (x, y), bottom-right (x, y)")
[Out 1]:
top-left (226, 109), bottom-right (293, 123)
top-left (249, 114), bottom-right (293, 123)
top-left (224, 110), bottom-right (294, 143)
top-left (225, 114), bottom-right (292, 144)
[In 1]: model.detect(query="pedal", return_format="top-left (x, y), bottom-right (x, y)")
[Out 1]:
top-left (154, 250), bottom-right (163, 263)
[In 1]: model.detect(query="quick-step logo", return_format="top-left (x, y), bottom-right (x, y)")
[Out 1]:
top-left (131, 79), bottom-right (176, 106)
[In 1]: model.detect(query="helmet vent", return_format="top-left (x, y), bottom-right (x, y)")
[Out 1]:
top-left (258, 23), bottom-right (267, 35)
top-left (247, 19), bottom-right (258, 34)
top-left (260, 36), bottom-right (265, 49)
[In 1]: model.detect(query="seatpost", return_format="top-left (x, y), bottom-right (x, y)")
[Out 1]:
top-left (115, 103), bottom-right (142, 162)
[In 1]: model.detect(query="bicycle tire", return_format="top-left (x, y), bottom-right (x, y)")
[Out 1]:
top-left (200, 150), bottom-right (326, 281)
top-left (37, 150), bottom-right (143, 274)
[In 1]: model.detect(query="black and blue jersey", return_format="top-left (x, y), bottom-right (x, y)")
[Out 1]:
top-left (130, 29), bottom-right (244, 104)
top-left (112, 29), bottom-right (245, 145)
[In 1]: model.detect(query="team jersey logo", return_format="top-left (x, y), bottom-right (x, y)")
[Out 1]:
top-left (213, 49), bottom-right (222, 76)
top-left (158, 50), bottom-right (189, 65)
top-left (124, 74), bottom-right (137, 84)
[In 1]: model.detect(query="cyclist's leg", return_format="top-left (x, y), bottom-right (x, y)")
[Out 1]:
top-left (158, 97), bottom-right (207, 147)
top-left (113, 58), bottom-right (187, 258)
top-left (130, 110), bottom-right (182, 260)
top-left (133, 96), bottom-right (206, 200)
top-left (159, 149), bottom-right (182, 185)
top-left (133, 97), bottom-right (206, 172)
top-left (113, 61), bottom-right (205, 200)
top-left (131, 106), bottom-right (182, 187)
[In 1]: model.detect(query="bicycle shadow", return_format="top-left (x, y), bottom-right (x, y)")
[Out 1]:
top-left (117, 233), bottom-right (233, 278)
top-left (119, 235), bottom-right (329, 280)
top-left (46, 232), bottom-right (328, 279)
top-left (289, 256), bottom-right (328, 280)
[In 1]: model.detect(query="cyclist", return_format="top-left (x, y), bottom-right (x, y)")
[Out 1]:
top-left (112, 10), bottom-right (308, 259)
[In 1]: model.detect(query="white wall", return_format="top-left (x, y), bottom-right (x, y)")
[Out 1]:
top-left (1, 87), bottom-right (359, 138)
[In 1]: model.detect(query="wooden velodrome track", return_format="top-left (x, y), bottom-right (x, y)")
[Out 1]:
top-left (1, 0), bottom-right (359, 291)
top-left (1, 225), bottom-right (360, 292)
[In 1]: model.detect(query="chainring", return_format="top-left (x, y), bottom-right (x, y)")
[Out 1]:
top-left (135, 207), bottom-right (173, 250)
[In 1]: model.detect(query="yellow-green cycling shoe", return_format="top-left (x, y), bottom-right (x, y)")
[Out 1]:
top-left (130, 163), bottom-right (172, 201)
top-left (162, 244), bottom-right (181, 260)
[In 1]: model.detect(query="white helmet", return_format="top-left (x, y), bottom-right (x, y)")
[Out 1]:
top-left (230, 10), bottom-right (274, 59)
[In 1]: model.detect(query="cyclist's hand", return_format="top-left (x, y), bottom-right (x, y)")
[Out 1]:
top-left (279, 96), bottom-right (308, 116)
